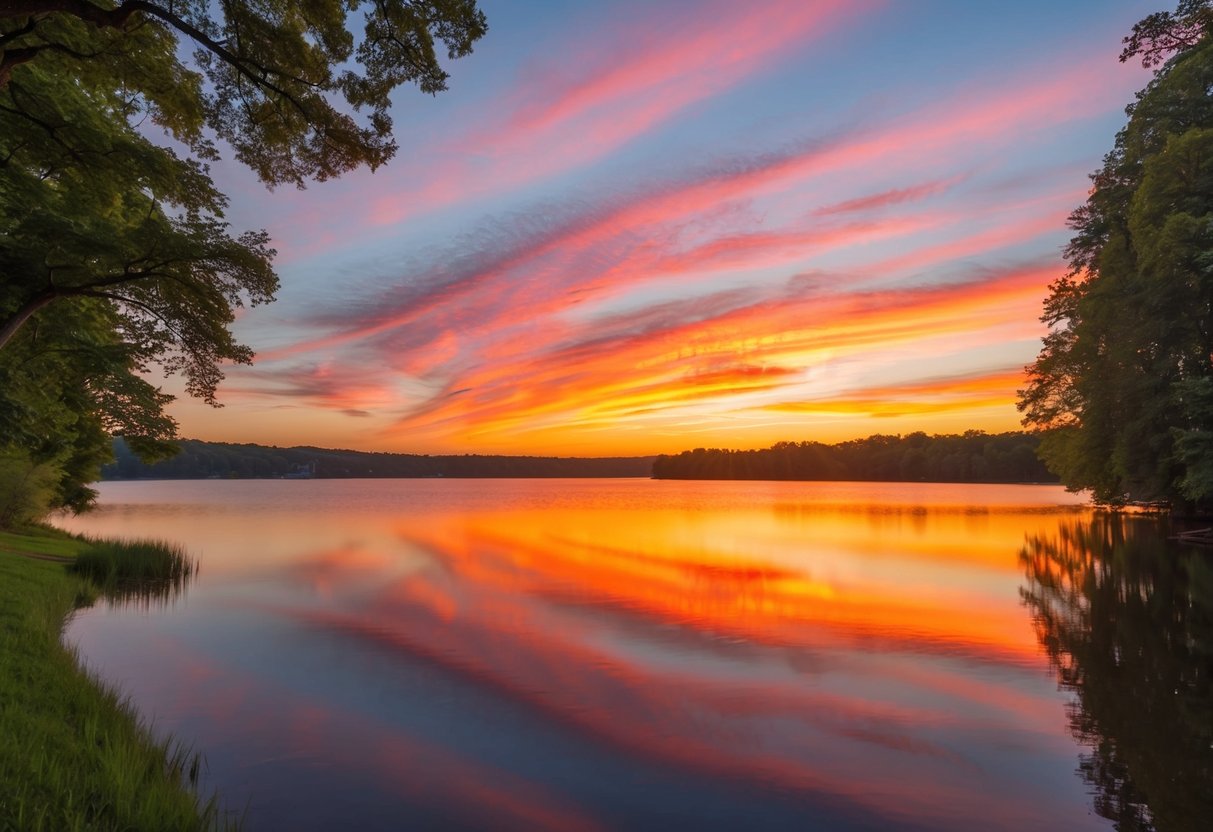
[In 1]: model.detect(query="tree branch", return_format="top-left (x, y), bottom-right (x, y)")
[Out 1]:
top-left (0, 288), bottom-right (56, 350)
top-left (0, 15), bottom-right (41, 49)
top-left (1, 0), bottom-right (314, 115)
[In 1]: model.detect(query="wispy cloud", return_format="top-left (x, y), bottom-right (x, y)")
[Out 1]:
top-left (269, 0), bottom-right (873, 256)
top-left (813, 178), bottom-right (963, 217)
top-left (195, 6), bottom-right (1149, 453)
top-left (348, 262), bottom-right (1053, 453)
top-left (272, 47), bottom-right (1127, 354)
top-left (763, 368), bottom-right (1028, 418)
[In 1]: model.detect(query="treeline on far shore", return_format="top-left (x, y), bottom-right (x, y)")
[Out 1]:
top-left (102, 438), bottom-right (655, 480)
top-left (102, 432), bottom-right (1055, 483)
top-left (652, 431), bottom-right (1056, 483)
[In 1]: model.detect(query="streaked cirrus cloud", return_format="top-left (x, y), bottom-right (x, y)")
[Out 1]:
top-left (175, 0), bottom-right (1154, 454)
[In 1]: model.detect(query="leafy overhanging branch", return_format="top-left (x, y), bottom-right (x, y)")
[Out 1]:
top-left (0, 1), bottom-right (486, 518)
top-left (1, 1), bottom-right (488, 186)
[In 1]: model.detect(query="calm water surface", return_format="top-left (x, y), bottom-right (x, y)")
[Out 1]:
top-left (55, 480), bottom-right (1212, 831)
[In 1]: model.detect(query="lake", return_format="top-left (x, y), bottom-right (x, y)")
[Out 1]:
top-left (54, 479), bottom-right (1211, 831)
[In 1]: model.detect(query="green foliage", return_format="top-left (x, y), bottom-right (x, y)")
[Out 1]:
top-left (0, 448), bottom-right (60, 527)
top-left (1121, 0), bottom-right (1213, 67)
top-left (0, 1), bottom-right (488, 188)
top-left (1020, 3), bottom-right (1213, 511)
top-left (0, 10), bottom-right (278, 518)
top-left (0, 45), bottom-right (279, 398)
top-left (0, 1), bottom-right (487, 518)
top-left (651, 431), bottom-right (1054, 482)
top-left (0, 279), bottom-right (186, 524)
top-left (102, 436), bottom-right (656, 479)
top-left (1172, 377), bottom-right (1213, 500)
top-left (0, 530), bottom-right (231, 830)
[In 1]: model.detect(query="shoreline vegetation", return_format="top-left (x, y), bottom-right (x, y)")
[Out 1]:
top-left (0, 526), bottom-right (229, 832)
top-left (102, 431), bottom-right (1056, 485)
top-left (654, 431), bottom-right (1055, 483)
top-left (103, 437), bottom-right (657, 480)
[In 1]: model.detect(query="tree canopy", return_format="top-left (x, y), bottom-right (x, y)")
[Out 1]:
top-left (1019, 1), bottom-right (1213, 512)
top-left (101, 436), bottom-right (655, 480)
top-left (0, 1), bottom-right (487, 186)
top-left (0, 1), bottom-right (487, 523)
top-left (652, 432), bottom-right (1053, 484)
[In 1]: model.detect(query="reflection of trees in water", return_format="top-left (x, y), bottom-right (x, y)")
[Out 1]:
top-left (1020, 517), bottom-right (1213, 832)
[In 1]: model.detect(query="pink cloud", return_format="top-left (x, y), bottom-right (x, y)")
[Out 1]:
top-left (207, 32), bottom-right (1152, 453)
top-left (813, 177), bottom-right (963, 216)
top-left (357, 262), bottom-right (1053, 449)
top-left (272, 46), bottom-right (1134, 355)
top-left (283, 0), bottom-right (874, 244)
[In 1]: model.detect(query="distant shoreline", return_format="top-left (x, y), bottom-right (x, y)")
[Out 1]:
top-left (102, 431), bottom-right (1062, 485)
top-left (102, 437), bottom-right (656, 481)
top-left (100, 474), bottom-right (655, 481)
top-left (97, 475), bottom-right (1062, 484)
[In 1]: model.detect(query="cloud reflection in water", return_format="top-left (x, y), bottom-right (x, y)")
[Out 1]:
top-left (63, 480), bottom-right (1099, 831)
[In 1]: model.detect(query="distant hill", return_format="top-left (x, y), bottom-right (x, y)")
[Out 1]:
top-left (102, 438), bottom-right (655, 480)
top-left (653, 431), bottom-right (1057, 484)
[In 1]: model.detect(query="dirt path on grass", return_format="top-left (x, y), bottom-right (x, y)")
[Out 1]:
top-left (0, 547), bottom-right (72, 563)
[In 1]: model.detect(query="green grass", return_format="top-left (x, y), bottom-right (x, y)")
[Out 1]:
top-left (70, 538), bottom-right (195, 583)
top-left (0, 525), bottom-right (232, 831)
top-left (0, 526), bottom-right (89, 559)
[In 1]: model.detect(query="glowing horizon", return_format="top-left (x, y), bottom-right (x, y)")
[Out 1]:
top-left (167, 0), bottom-right (1157, 456)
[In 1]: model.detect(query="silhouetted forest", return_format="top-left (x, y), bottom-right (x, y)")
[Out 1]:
top-left (103, 432), bottom-right (1056, 483)
top-left (652, 431), bottom-right (1056, 483)
top-left (101, 438), bottom-right (655, 480)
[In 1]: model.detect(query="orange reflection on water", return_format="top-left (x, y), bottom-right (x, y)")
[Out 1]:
top-left (383, 496), bottom-right (1075, 665)
top-left (244, 483), bottom-right (1091, 825)
top-left (61, 481), bottom-right (1099, 830)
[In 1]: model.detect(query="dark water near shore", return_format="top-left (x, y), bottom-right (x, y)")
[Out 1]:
top-left (56, 480), bottom-right (1212, 831)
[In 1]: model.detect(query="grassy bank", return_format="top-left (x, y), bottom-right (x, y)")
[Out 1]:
top-left (0, 526), bottom-right (229, 831)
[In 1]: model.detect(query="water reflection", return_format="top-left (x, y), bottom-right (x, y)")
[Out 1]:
top-left (1020, 516), bottom-right (1213, 832)
top-left (87, 568), bottom-right (197, 611)
top-left (59, 481), bottom-right (1106, 831)
top-left (73, 559), bottom-right (198, 612)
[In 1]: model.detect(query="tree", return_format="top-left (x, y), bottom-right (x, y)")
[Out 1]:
top-left (1019, 1), bottom-right (1213, 511)
top-left (0, 1), bottom-right (487, 520)
top-left (0, 1), bottom-right (488, 186)
top-left (0, 49), bottom-right (278, 386)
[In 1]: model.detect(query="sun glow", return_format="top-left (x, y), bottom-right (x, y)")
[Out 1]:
top-left (164, 3), bottom-right (1149, 455)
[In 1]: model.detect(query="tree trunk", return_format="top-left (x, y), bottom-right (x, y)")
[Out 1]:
top-left (0, 290), bottom-right (56, 351)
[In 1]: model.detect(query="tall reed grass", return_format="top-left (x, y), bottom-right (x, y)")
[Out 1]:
top-left (70, 537), bottom-right (196, 583)
top-left (69, 538), bottom-right (197, 609)
top-left (0, 527), bottom-right (232, 830)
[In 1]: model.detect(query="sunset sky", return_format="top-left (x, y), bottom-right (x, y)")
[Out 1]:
top-left (173, 0), bottom-right (1156, 456)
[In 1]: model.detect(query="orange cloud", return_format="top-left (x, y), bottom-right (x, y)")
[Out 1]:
top-left (265, 52), bottom-right (1117, 367)
top-left (764, 368), bottom-right (1028, 418)
top-left (368, 263), bottom-right (1052, 452)
top-left (184, 28), bottom-right (1148, 455)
